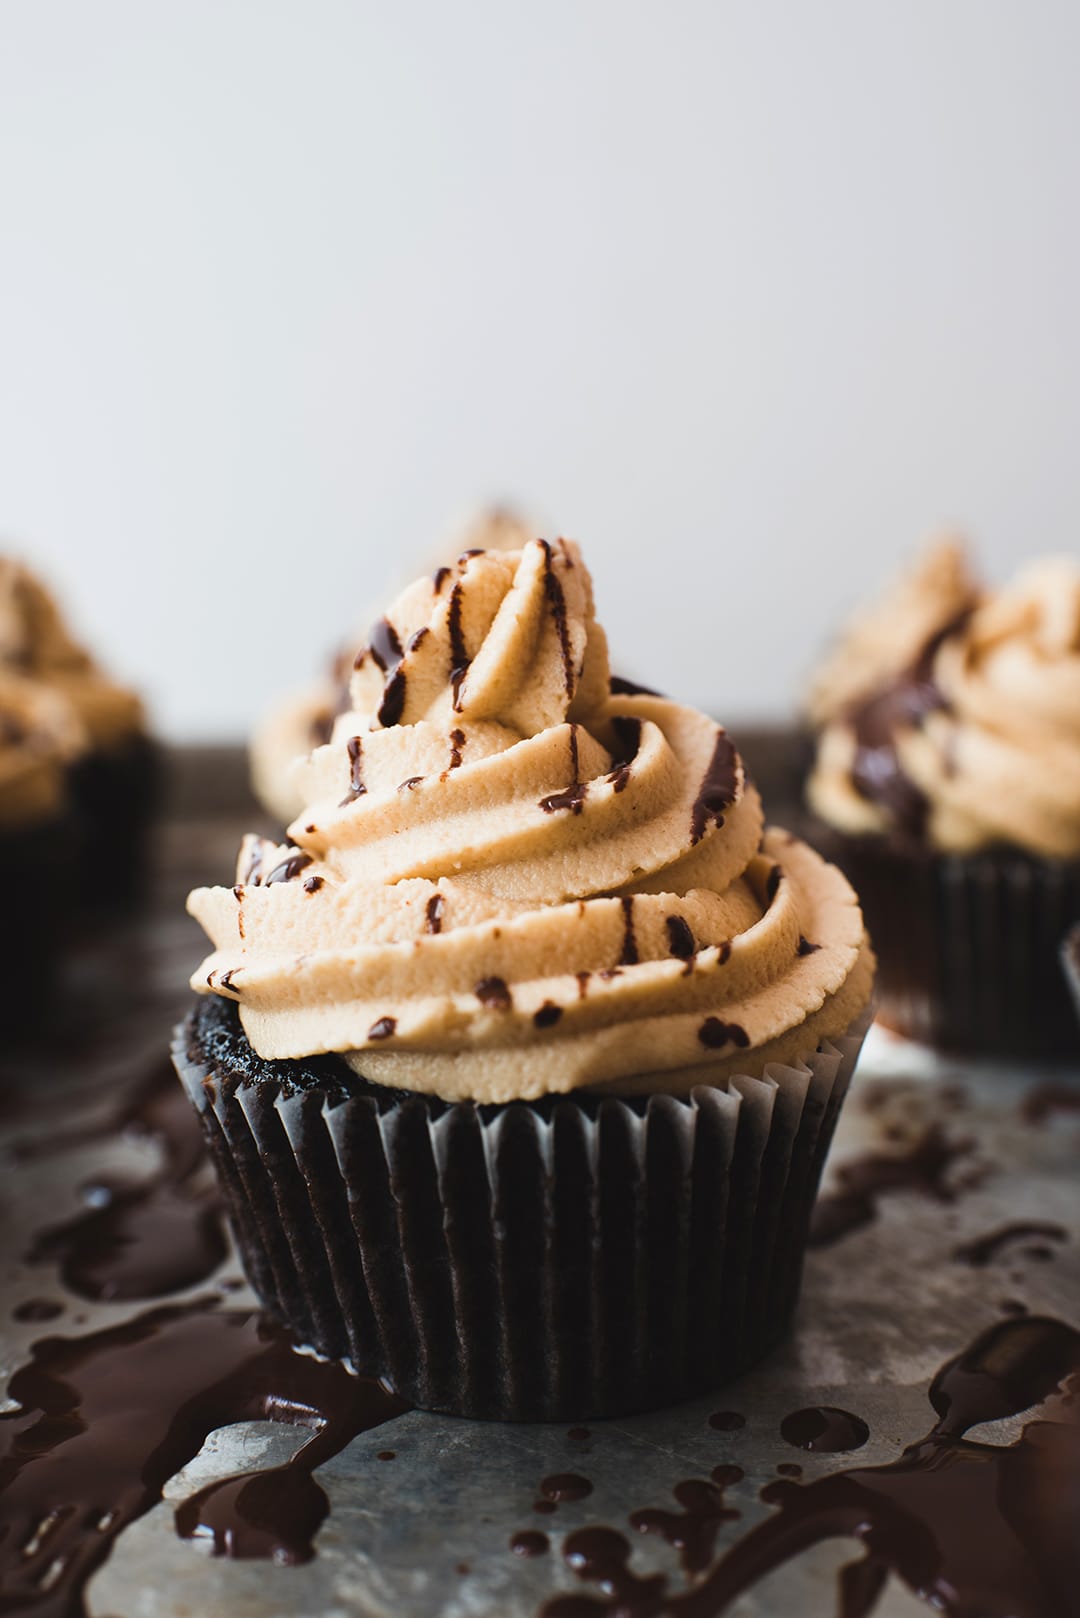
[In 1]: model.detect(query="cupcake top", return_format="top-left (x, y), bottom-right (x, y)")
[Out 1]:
top-left (807, 542), bottom-right (1080, 858)
top-left (0, 559), bottom-right (145, 752)
top-left (191, 538), bottom-right (873, 1103)
top-left (249, 508), bottom-right (537, 823)
top-left (0, 671), bottom-right (83, 829)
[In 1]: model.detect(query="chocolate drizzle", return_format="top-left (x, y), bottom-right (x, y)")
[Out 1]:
top-left (339, 735), bottom-right (366, 806)
top-left (0, 1301), bottom-right (406, 1614)
top-left (847, 606), bottom-right (973, 839)
top-left (606, 716), bottom-right (642, 793)
top-left (539, 539), bottom-right (576, 697)
top-left (666, 915), bottom-right (696, 959)
top-left (689, 732), bottom-right (739, 845)
top-left (367, 1016), bottom-right (397, 1040)
top-left (539, 725), bottom-right (587, 815)
top-left (534, 1001), bottom-right (562, 1029)
top-left (447, 578), bottom-right (470, 711)
top-left (619, 895), bottom-right (638, 966)
top-left (263, 851), bottom-right (313, 885)
top-left (367, 616), bottom-right (408, 727)
top-left (448, 727), bottom-right (466, 770)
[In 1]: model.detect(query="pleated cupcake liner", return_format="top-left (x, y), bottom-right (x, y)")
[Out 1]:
top-left (806, 825), bottom-right (1080, 1058)
top-left (1063, 926), bottom-right (1080, 1037)
top-left (172, 1001), bottom-right (870, 1422)
top-left (69, 733), bottom-right (160, 912)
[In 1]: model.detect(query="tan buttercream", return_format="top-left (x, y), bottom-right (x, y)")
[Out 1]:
top-left (193, 538), bottom-right (874, 1101)
top-left (808, 543), bottom-right (1080, 856)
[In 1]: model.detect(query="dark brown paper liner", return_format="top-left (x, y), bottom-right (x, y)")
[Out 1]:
top-left (173, 1001), bottom-right (869, 1421)
top-left (1063, 926), bottom-right (1080, 1035)
top-left (805, 824), bottom-right (1080, 1058)
top-left (69, 733), bottom-right (160, 912)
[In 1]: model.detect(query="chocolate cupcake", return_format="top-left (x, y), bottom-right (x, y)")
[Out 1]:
top-left (805, 541), bottom-right (1080, 1056)
top-left (0, 672), bottom-right (81, 1030)
top-left (249, 507), bottom-right (537, 825)
top-left (0, 558), bottom-right (157, 911)
top-left (176, 537), bottom-right (874, 1420)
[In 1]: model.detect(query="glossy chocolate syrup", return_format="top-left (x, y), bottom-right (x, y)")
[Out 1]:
top-left (25, 1055), bottom-right (227, 1303)
top-left (339, 733), bottom-right (366, 805)
top-left (779, 1406), bottom-right (870, 1453)
top-left (539, 539), bottom-right (576, 696)
top-left (538, 1473), bottom-right (594, 1504)
top-left (539, 1316), bottom-right (1080, 1618)
top-left (475, 976), bottom-right (512, 1011)
top-left (629, 1468), bottom-right (743, 1575)
top-left (0, 1300), bottom-right (406, 1616)
top-left (666, 915), bottom-right (696, 959)
top-left (809, 1124), bottom-right (974, 1248)
top-left (511, 1529), bottom-right (550, 1558)
top-left (619, 895), bottom-right (639, 966)
top-left (264, 850), bottom-right (313, 885)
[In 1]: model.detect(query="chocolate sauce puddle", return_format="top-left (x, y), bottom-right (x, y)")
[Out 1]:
top-left (23, 1055), bottom-right (226, 1302)
top-left (810, 1125), bottom-right (975, 1248)
top-left (954, 1222), bottom-right (1068, 1268)
top-left (536, 1315), bottom-right (1080, 1618)
top-left (0, 1299), bottom-right (408, 1615)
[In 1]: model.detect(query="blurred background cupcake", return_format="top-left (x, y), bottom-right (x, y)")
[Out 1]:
top-left (249, 506), bottom-right (537, 824)
top-left (0, 558), bottom-right (158, 913)
top-left (805, 539), bottom-right (1080, 1056)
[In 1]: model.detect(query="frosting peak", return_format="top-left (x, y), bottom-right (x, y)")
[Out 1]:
top-left (192, 539), bottom-right (872, 1102)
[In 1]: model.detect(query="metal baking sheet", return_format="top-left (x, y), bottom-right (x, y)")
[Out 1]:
top-left (2, 740), bottom-right (1077, 1618)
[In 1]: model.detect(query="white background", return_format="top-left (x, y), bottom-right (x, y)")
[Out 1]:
top-left (1, 1), bottom-right (1078, 739)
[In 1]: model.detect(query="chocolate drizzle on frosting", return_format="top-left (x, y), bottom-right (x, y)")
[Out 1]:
top-left (689, 732), bottom-right (739, 845)
top-left (339, 735), bottom-right (366, 806)
top-left (539, 539), bottom-right (576, 697)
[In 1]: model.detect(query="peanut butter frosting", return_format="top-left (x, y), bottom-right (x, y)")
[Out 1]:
top-left (807, 542), bottom-right (1080, 857)
top-left (0, 559), bottom-right (144, 753)
top-left (249, 508), bottom-right (538, 823)
top-left (191, 538), bottom-right (873, 1102)
top-left (0, 671), bottom-right (83, 830)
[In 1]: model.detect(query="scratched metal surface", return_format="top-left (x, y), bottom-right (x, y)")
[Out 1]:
top-left (1, 737), bottom-right (1078, 1618)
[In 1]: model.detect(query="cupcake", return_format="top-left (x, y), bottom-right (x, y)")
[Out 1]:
top-left (176, 537), bottom-right (874, 1420)
top-left (0, 672), bottom-right (82, 1029)
top-left (250, 506), bottom-right (537, 824)
top-left (0, 558), bottom-right (157, 910)
top-left (806, 540), bottom-right (1080, 1056)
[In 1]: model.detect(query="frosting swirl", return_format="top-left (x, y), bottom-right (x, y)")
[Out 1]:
top-left (192, 539), bottom-right (873, 1102)
top-left (249, 508), bottom-right (537, 823)
top-left (807, 543), bottom-right (1080, 856)
top-left (0, 559), bottom-right (144, 751)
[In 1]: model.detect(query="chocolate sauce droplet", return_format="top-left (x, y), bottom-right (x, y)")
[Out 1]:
top-left (475, 977), bottom-right (512, 1011)
top-left (539, 1472), bottom-right (593, 1503)
top-left (303, 875), bottom-right (324, 894)
top-left (630, 1474), bottom-right (742, 1574)
top-left (510, 1529), bottom-right (550, 1558)
top-left (449, 727), bottom-right (466, 770)
top-left (377, 667), bottom-right (407, 728)
top-left (534, 1002), bottom-right (562, 1029)
top-left (368, 1017), bottom-right (397, 1040)
top-left (425, 893), bottom-right (445, 935)
top-left (779, 1406), bottom-right (870, 1453)
top-left (954, 1222), bottom-right (1068, 1268)
top-left (12, 1299), bottom-right (63, 1323)
top-left (377, 1449), bottom-right (396, 1461)
top-left (708, 1410), bottom-right (746, 1431)
top-left (698, 1018), bottom-right (750, 1050)
top-left (796, 935), bottom-right (820, 956)
top-left (368, 616), bottom-right (403, 674)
